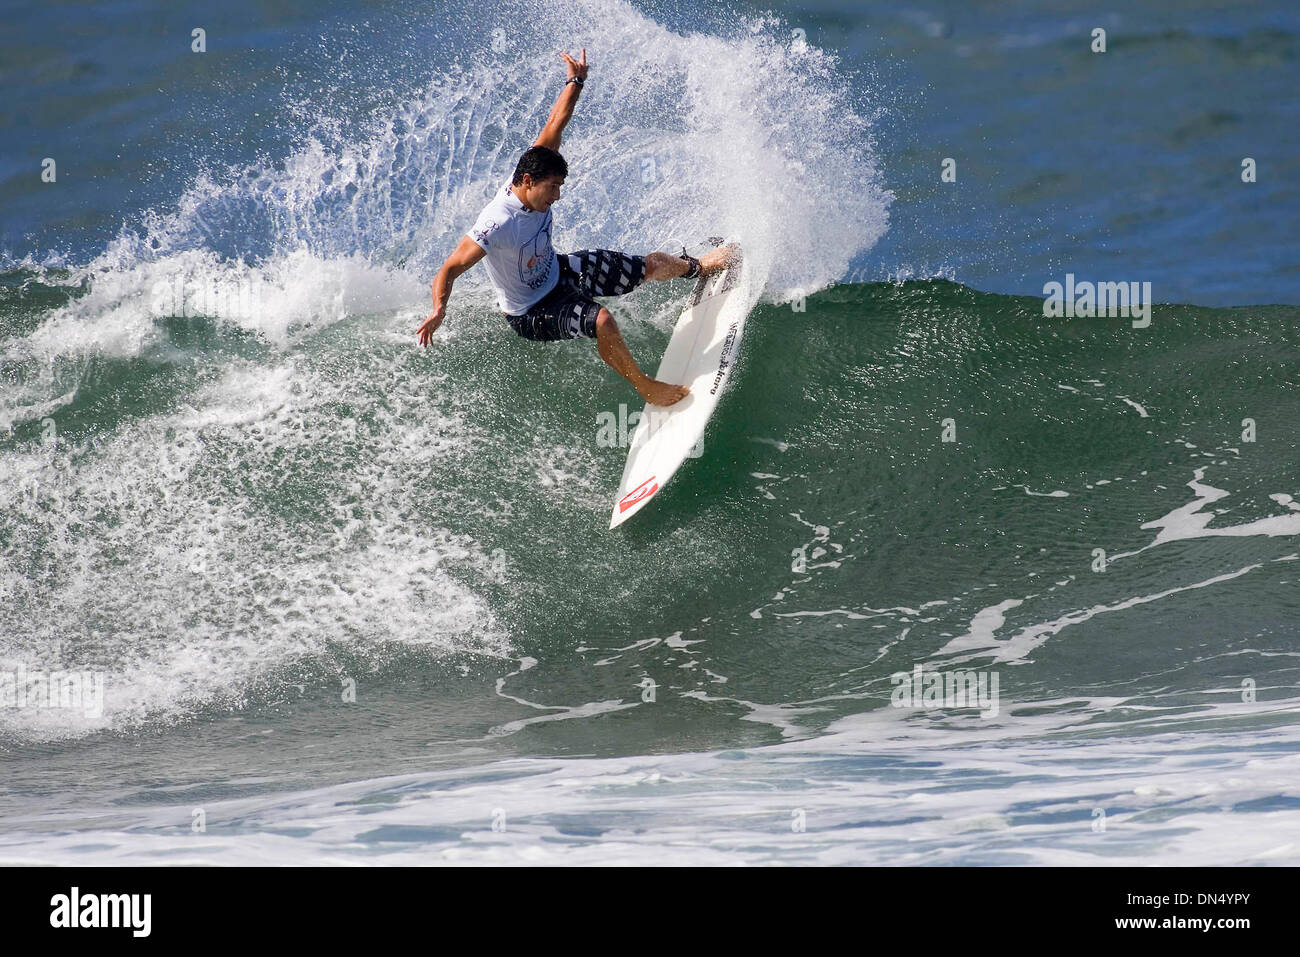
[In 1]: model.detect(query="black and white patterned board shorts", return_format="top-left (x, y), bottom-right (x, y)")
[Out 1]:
top-left (506, 249), bottom-right (647, 341)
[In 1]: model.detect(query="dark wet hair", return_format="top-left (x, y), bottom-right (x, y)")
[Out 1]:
top-left (512, 146), bottom-right (567, 186)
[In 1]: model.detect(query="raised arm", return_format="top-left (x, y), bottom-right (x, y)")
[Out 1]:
top-left (417, 236), bottom-right (487, 346)
top-left (533, 48), bottom-right (589, 151)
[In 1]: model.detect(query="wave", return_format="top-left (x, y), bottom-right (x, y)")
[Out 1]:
top-left (0, 0), bottom-right (892, 743)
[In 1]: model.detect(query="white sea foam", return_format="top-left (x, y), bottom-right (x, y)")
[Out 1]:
top-left (4, 694), bottom-right (1297, 866)
top-left (0, 355), bottom-right (509, 742)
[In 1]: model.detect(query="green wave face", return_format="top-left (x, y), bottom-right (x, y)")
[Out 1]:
top-left (4, 271), bottom-right (1298, 760)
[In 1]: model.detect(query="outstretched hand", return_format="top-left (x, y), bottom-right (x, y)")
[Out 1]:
top-left (416, 309), bottom-right (444, 347)
top-left (560, 48), bottom-right (588, 81)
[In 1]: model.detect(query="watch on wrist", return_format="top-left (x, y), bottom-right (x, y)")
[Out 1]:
top-left (566, 76), bottom-right (584, 87)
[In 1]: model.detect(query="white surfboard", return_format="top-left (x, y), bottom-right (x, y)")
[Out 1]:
top-left (609, 242), bottom-right (749, 528)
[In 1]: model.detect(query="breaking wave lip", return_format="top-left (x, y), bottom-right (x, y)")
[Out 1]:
top-left (7, 0), bottom-right (891, 354)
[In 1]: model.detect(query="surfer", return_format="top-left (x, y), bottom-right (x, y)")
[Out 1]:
top-left (415, 48), bottom-right (735, 407)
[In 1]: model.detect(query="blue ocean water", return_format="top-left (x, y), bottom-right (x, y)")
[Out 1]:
top-left (2, 0), bottom-right (1298, 865)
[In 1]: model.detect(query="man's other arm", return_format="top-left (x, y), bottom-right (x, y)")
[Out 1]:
top-left (417, 236), bottom-right (487, 346)
top-left (533, 48), bottom-right (588, 151)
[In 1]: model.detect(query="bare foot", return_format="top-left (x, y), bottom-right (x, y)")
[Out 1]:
top-left (638, 378), bottom-right (690, 406)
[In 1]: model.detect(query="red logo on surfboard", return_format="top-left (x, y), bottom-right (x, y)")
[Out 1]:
top-left (618, 476), bottom-right (659, 512)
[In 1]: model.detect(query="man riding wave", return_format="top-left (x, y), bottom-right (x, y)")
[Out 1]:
top-left (415, 48), bottom-right (735, 407)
